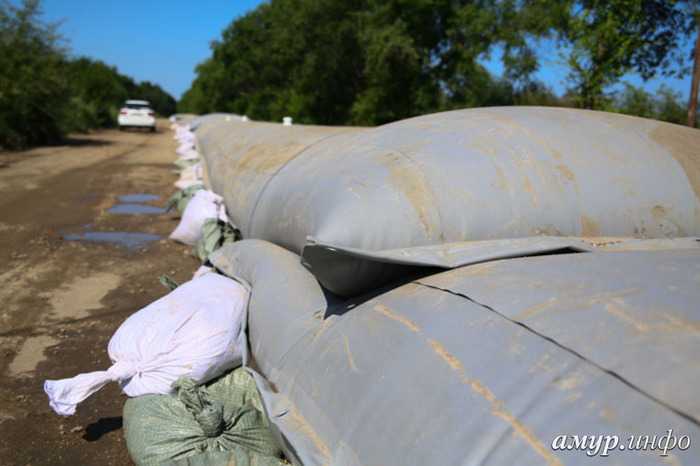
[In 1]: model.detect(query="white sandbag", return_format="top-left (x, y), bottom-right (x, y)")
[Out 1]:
top-left (178, 131), bottom-right (196, 143)
top-left (173, 162), bottom-right (203, 190)
top-left (44, 273), bottom-right (248, 416)
top-left (178, 162), bottom-right (203, 182)
top-left (177, 131), bottom-right (192, 140)
top-left (192, 265), bottom-right (215, 279)
top-left (174, 124), bottom-right (192, 137)
top-left (174, 127), bottom-right (194, 140)
top-left (177, 148), bottom-right (200, 162)
top-left (170, 189), bottom-right (225, 246)
top-left (176, 141), bottom-right (195, 155)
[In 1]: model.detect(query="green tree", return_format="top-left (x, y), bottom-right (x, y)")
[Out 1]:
top-left (688, 11), bottom-right (700, 127)
top-left (182, 0), bottom-right (539, 125)
top-left (0, 0), bottom-right (177, 146)
top-left (606, 82), bottom-right (654, 119)
top-left (65, 57), bottom-right (130, 129)
top-left (61, 59), bottom-right (177, 131)
top-left (180, 0), bottom-right (698, 124)
top-left (350, 0), bottom-right (443, 124)
top-left (0, 0), bottom-right (70, 148)
top-left (655, 85), bottom-right (693, 125)
top-left (512, 80), bottom-right (563, 106)
top-left (596, 83), bottom-right (691, 126)
top-left (134, 81), bottom-right (177, 116)
top-left (563, 0), bottom-right (696, 109)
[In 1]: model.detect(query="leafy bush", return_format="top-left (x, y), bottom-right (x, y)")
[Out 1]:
top-left (179, 0), bottom-right (696, 128)
top-left (0, 0), bottom-right (70, 148)
top-left (0, 0), bottom-right (177, 149)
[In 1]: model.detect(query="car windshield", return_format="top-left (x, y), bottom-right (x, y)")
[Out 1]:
top-left (125, 104), bottom-right (150, 110)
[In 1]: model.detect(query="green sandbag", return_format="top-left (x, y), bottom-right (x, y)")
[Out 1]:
top-left (164, 448), bottom-right (286, 466)
top-left (174, 158), bottom-right (200, 170)
top-left (165, 184), bottom-right (205, 213)
top-left (191, 217), bottom-right (240, 262)
top-left (158, 274), bottom-right (179, 291)
top-left (123, 367), bottom-right (284, 466)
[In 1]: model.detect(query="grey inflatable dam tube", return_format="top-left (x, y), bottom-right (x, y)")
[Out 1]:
top-left (210, 239), bottom-right (700, 465)
top-left (198, 107), bottom-right (700, 256)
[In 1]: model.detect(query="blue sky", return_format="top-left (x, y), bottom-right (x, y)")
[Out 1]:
top-left (39, 0), bottom-right (262, 100)
top-left (37, 0), bottom-right (694, 103)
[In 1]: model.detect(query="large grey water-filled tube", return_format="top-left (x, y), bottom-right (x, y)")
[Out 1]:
top-left (209, 240), bottom-right (336, 465)
top-left (175, 113), bottom-right (245, 131)
top-left (197, 107), bottom-right (700, 256)
top-left (210, 239), bottom-right (700, 465)
top-left (195, 120), bottom-right (359, 233)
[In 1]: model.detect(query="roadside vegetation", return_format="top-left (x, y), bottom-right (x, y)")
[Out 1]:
top-left (180, 0), bottom-right (699, 128)
top-left (0, 0), bottom-right (176, 149)
top-left (2, 0), bottom-right (698, 149)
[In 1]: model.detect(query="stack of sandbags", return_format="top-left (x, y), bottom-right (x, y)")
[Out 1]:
top-left (167, 121), bottom-right (241, 263)
top-left (43, 266), bottom-right (286, 465)
top-left (165, 184), bottom-right (205, 215)
top-left (44, 273), bottom-right (249, 415)
top-left (171, 125), bottom-right (203, 190)
top-left (169, 189), bottom-right (227, 247)
top-left (44, 116), bottom-right (288, 466)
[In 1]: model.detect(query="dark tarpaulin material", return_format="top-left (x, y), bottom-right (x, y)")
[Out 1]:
top-left (209, 239), bottom-right (700, 465)
top-left (302, 236), bottom-right (700, 297)
top-left (301, 236), bottom-right (595, 297)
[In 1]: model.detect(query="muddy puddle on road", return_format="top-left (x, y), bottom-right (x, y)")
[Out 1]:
top-left (108, 204), bottom-right (167, 214)
top-left (108, 193), bottom-right (167, 215)
top-left (118, 194), bottom-right (159, 202)
top-left (62, 193), bottom-right (168, 249)
top-left (62, 231), bottom-right (163, 250)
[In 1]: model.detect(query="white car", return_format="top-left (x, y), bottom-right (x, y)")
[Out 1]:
top-left (118, 100), bottom-right (156, 132)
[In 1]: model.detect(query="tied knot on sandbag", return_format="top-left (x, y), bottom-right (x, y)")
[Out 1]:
top-left (107, 360), bottom-right (138, 381)
top-left (173, 376), bottom-right (225, 438)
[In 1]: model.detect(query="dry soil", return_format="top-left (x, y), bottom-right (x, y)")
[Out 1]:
top-left (0, 120), bottom-right (200, 465)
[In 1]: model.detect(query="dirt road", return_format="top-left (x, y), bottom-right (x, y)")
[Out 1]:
top-left (0, 120), bottom-right (200, 465)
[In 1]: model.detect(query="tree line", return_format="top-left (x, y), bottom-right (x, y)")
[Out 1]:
top-left (0, 0), bottom-right (176, 149)
top-left (180, 0), bottom-right (699, 128)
